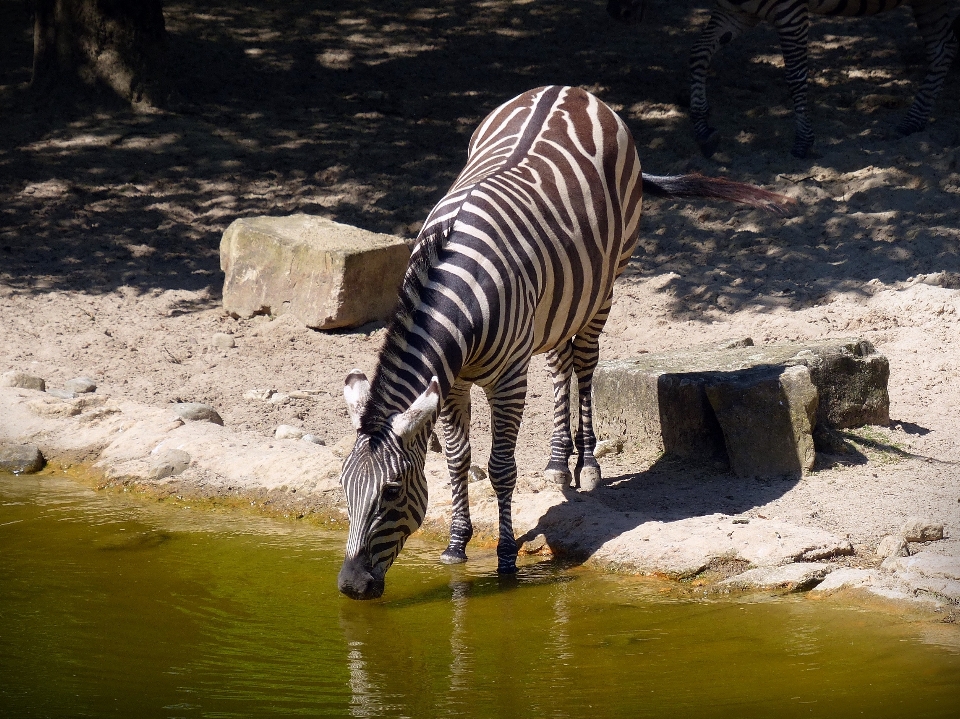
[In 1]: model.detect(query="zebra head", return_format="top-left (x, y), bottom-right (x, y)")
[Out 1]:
top-left (337, 369), bottom-right (440, 600)
top-left (606, 0), bottom-right (645, 24)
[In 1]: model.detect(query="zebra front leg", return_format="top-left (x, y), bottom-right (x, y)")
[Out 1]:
top-left (543, 341), bottom-right (575, 489)
top-left (897, 3), bottom-right (959, 136)
top-left (773, 9), bottom-right (813, 158)
top-left (689, 9), bottom-right (758, 157)
top-left (440, 380), bottom-right (474, 564)
top-left (571, 305), bottom-right (610, 492)
top-left (485, 363), bottom-right (528, 574)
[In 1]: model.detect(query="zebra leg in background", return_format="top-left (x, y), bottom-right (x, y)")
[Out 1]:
top-left (485, 362), bottom-right (529, 574)
top-left (571, 303), bottom-right (611, 492)
top-left (772, 6), bottom-right (813, 158)
top-left (439, 379), bottom-right (474, 564)
top-left (898, 2), bottom-right (960, 136)
top-left (689, 8), bottom-right (759, 157)
top-left (543, 340), bottom-right (575, 489)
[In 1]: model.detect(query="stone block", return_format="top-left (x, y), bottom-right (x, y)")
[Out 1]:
top-left (705, 364), bottom-right (817, 477)
top-left (220, 214), bottom-right (410, 330)
top-left (1, 371), bottom-right (45, 391)
top-left (593, 338), bottom-right (888, 477)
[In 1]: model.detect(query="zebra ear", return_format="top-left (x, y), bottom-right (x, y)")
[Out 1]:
top-left (343, 369), bottom-right (370, 430)
top-left (390, 377), bottom-right (440, 443)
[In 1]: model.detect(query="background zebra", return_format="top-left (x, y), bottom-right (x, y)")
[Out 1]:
top-left (337, 85), bottom-right (791, 600)
top-left (608, 0), bottom-right (960, 158)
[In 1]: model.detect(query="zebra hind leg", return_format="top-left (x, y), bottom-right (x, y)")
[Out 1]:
top-left (897, 3), bottom-right (960, 136)
top-left (439, 380), bottom-right (474, 564)
top-left (571, 311), bottom-right (609, 492)
top-left (543, 341), bottom-right (575, 489)
top-left (772, 7), bottom-right (813, 158)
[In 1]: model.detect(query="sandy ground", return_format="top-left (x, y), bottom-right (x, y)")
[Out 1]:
top-left (1, 0), bottom-right (959, 605)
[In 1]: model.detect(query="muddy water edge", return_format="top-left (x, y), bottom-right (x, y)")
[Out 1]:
top-left (1, 467), bottom-right (959, 719)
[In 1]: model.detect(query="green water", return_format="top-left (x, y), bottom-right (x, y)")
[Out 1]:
top-left (1, 472), bottom-right (958, 719)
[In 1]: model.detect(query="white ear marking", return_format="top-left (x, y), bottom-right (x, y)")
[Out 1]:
top-left (343, 369), bottom-right (370, 430)
top-left (390, 377), bottom-right (440, 443)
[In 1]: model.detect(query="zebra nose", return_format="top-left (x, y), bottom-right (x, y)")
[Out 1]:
top-left (338, 559), bottom-right (385, 600)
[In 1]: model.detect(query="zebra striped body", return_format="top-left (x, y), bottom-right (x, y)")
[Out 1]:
top-left (609, 0), bottom-right (960, 157)
top-left (337, 86), bottom-right (790, 600)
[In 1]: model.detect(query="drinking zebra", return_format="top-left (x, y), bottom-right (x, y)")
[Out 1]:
top-left (608, 0), bottom-right (960, 158)
top-left (337, 85), bottom-right (791, 600)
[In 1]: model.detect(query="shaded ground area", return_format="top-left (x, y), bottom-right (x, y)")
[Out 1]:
top-left (1, 1), bottom-right (958, 582)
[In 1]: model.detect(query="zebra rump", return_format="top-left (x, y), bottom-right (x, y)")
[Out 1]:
top-left (337, 86), bottom-right (792, 600)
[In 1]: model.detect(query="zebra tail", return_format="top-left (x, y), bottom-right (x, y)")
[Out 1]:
top-left (641, 173), bottom-right (796, 215)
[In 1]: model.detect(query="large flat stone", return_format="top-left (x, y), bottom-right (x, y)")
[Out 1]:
top-left (593, 338), bottom-right (889, 476)
top-left (0, 442), bottom-right (45, 474)
top-left (220, 214), bottom-right (410, 330)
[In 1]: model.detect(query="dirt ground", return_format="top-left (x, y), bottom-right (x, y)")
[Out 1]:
top-left (1, 1), bottom-right (959, 583)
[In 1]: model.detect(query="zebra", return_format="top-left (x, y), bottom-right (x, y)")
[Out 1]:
top-left (337, 85), bottom-right (791, 600)
top-left (608, 0), bottom-right (960, 158)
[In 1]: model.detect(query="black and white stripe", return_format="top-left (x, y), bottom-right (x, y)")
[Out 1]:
top-left (337, 86), bottom-right (790, 599)
top-left (609, 0), bottom-right (960, 158)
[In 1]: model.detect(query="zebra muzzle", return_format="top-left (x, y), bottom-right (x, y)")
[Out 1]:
top-left (338, 557), bottom-right (385, 600)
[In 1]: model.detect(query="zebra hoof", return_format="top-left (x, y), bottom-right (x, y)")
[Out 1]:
top-left (697, 129), bottom-right (720, 158)
top-left (790, 144), bottom-right (810, 159)
top-left (544, 468), bottom-right (573, 488)
top-left (440, 548), bottom-right (468, 564)
top-left (576, 465), bottom-right (601, 492)
top-left (895, 120), bottom-right (925, 137)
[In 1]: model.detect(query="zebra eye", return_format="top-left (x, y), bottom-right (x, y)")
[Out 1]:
top-left (381, 482), bottom-right (402, 502)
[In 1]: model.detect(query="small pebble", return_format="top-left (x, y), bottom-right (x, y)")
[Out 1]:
top-left (301, 434), bottom-right (325, 445)
top-left (468, 465), bottom-right (487, 483)
top-left (275, 425), bottom-right (304, 440)
top-left (1, 371), bottom-right (45, 391)
top-left (594, 438), bottom-right (623, 459)
top-left (64, 377), bottom-right (97, 394)
top-left (268, 392), bottom-right (291, 405)
top-left (172, 402), bottom-right (223, 425)
top-left (243, 388), bottom-right (276, 401)
top-left (212, 333), bottom-right (236, 349)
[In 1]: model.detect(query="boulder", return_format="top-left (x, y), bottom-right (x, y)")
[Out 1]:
top-left (900, 517), bottom-right (945, 543)
top-left (172, 402), bottom-right (223, 425)
top-left (0, 442), bottom-right (45, 474)
top-left (593, 338), bottom-right (889, 476)
top-left (220, 214), bottom-right (410, 330)
top-left (875, 534), bottom-right (910, 558)
top-left (1, 371), bottom-right (45, 391)
top-left (64, 377), bottom-right (97, 394)
top-left (148, 449), bottom-right (191, 480)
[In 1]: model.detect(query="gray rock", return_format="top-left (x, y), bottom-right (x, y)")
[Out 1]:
top-left (46, 388), bottom-right (76, 399)
top-left (876, 534), bottom-right (910, 558)
top-left (301, 434), bottom-right (325, 445)
top-left (901, 517), bottom-right (945, 543)
top-left (220, 214), bottom-right (411, 330)
top-left (64, 377), bottom-right (96, 393)
top-left (705, 364), bottom-right (817, 477)
top-left (593, 338), bottom-right (889, 474)
top-left (0, 442), bottom-right (45, 474)
top-left (468, 465), bottom-right (487, 484)
top-left (211, 333), bottom-right (236, 349)
top-left (148, 449), bottom-right (191, 480)
top-left (172, 402), bottom-right (223, 425)
top-left (721, 562), bottom-right (835, 592)
top-left (1, 371), bottom-right (45, 391)
top-left (275, 424), bottom-right (304, 440)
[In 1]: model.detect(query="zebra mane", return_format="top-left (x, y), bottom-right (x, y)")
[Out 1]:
top-left (359, 221), bottom-right (454, 434)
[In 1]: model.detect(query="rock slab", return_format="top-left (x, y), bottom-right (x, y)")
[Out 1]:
top-left (1, 371), bottom-right (45, 391)
top-left (593, 338), bottom-right (889, 477)
top-left (721, 562), bottom-right (835, 592)
top-left (220, 214), bottom-right (410, 330)
top-left (172, 402), bottom-right (223, 425)
top-left (0, 442), bottom-right (45, 474)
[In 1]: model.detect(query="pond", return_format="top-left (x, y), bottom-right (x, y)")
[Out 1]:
top-left (2, 469), bottom-right (958, 718)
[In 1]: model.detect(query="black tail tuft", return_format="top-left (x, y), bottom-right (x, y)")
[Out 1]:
top-left (641, 173), bottom-right (797, 215)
